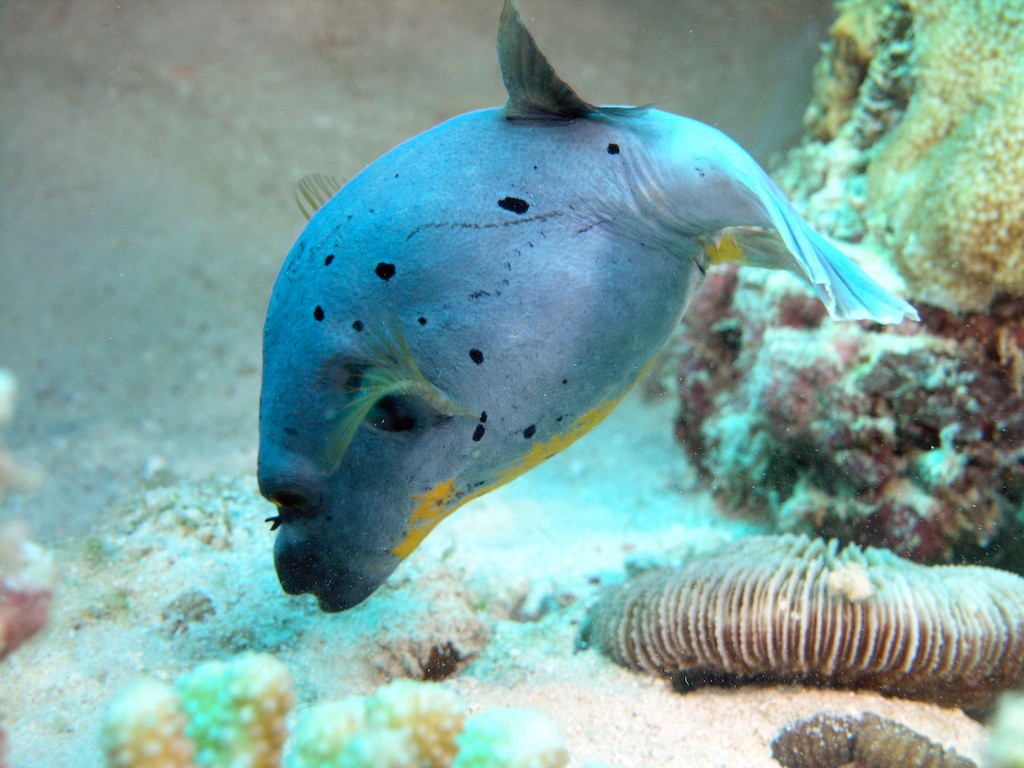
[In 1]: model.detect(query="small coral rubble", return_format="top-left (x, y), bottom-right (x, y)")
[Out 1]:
top-left (0, 369), bottom-right (44, 503)
top-left (674, 267), bottom-right (1024, 566)
top-left (0, 521), bottom-right (55, 662)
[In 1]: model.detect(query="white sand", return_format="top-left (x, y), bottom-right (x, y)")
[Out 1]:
top-left (0, 2), bottom-right (987, 767)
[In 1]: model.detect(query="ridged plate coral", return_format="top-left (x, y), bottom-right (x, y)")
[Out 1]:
top-left (579, 535), bottom-right (1024, 711)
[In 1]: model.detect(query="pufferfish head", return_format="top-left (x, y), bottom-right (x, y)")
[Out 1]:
top-left (258, 309), bottom-right (493, 611)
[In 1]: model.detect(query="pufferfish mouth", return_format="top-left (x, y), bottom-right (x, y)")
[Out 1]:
top-left (273, 528), bottom-right (399, 612)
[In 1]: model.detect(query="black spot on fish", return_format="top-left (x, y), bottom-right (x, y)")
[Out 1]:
top-left (479, 411), bottom-right (487, 423)
top-left (498, 196), bottom-right (529, 214)
top-left (375, 262), bottom-right (396, 281)
top-left (472, 424), bottom-right (485, 442)
top-left (469, 349), bottom-right (484, 365)
top-left (695, 167), bottom-right (705, 178)
top-left (607, 143), bottom-right (620, 155)
top-left (562, 379), bottom-right (568, 385)
top-left (324, 254), bottom-right (335, 266)
top-left (394, 173), bottom-right (400, 178)
top-left (418, 316), bottom-right (427, 325)
top-left (469, 290), bottom-right (491, 299)
top-left (284, 427), bottom-right (298, 436)
top-left (353, 320), bottom-right (365, 332)
top-left (523, 424), bottom-right (536, 439)
top-left (555, 416), bottom-right (563, 422)
top-left (313, 305), bottom-right (325, 321)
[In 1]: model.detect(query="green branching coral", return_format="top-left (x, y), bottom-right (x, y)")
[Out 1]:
top-left (102, 656), bottom-right (571, 768)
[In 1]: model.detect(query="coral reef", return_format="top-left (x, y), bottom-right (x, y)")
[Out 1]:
top-left (0, 521), bottom-right (55, 661)
top-left (776, 0), bottom-right (1024, 311)
top-left (102, 655), bottom-right (571, 768)
top-left (673, 266), bottom-right (1024, 567)
top-left (578, 535), bottom-right (1024, 712)
top-left (772, 712), bottom-right (976, 768)
top-left (0, 369), bottom-right (44, 502)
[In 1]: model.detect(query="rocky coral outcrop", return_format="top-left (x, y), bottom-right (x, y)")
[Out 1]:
top-left (673, 263), bottom-right (1024, 567)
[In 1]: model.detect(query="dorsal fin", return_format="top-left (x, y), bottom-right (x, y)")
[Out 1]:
top-left (497, 0), bottom-right (652, 121)
top-left (295, 173), bottom-right (343, 220)
top-left (498, 0), bottom-right (597, 120)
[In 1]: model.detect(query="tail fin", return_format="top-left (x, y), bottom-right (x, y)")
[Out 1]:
top-left (800, 228), bottom-right (919, 323)
top-left (704, 175), bottom-right (919, 325)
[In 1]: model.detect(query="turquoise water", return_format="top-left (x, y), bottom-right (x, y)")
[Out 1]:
top-left (0, 1), bottom-right (1009, 766)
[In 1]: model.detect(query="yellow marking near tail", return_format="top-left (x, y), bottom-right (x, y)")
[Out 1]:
top-left (704, 234), bottom-right (747, 266)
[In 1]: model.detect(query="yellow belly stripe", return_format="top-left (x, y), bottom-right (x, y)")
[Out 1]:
top-left (391, 360), bottom-right (654, 560)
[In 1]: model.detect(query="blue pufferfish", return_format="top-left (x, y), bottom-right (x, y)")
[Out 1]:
top-left (257, 0), bottom-right (918, 611)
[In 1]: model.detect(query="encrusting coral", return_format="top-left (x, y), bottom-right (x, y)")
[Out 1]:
top-left (102, 654), bottom-right (571, 768)
top-left (777, 0), bottom-right (1024, 312)
top-left (772, 712), bottom-right (976, 768)
top-left (0, 369), bottom-right (44, 503)
top-left (865, 0), bottom-right (1024, 311)
top-left (578, 535), bottom-right (1024, 712)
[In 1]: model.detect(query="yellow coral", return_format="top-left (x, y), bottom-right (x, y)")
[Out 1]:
top-left (103, 654), bottom-right (295, 768)
top-left (364, 679), bottom-right (467, 768)
top-left (867, 0), bottom-right (1024, 310)
top-left (285, 698), bottom-right (368, 768)
top-left (101, 679), bottom-right (195, 768)
top-left (105, 664), bottom-right (574, 768)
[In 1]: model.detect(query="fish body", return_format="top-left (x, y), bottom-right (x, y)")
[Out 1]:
top-left (258, 0), bottom-right (917, 611)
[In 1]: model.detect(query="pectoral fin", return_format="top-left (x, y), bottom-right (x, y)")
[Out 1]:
top-left (295, 173), bottom-right (343, 220)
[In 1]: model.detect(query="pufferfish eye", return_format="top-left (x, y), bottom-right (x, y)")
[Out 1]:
top-left (367, 394), bottom-right (418, 433)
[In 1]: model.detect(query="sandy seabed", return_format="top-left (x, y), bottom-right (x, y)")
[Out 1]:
top-left (0, 1), bottom-right (988, 766)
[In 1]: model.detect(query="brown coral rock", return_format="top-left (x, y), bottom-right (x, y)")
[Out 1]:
top-left (773, 712), bottom-right (976, 768)
top-left (580, 535), bottom-right (1024, 711)
top-left (671, 269), bottom-right (1024, 566)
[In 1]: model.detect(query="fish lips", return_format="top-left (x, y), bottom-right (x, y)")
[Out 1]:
top-left (273, 525), bottom-right (400, 612)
